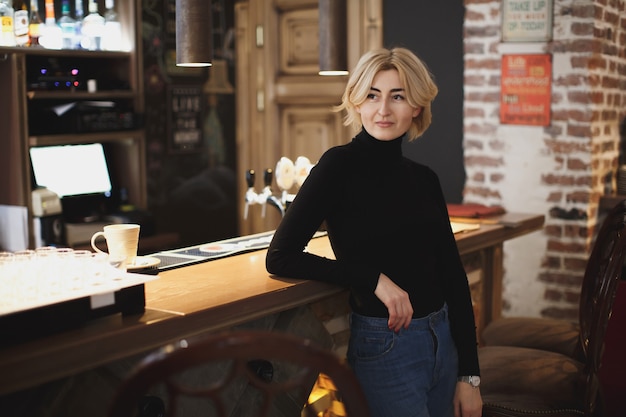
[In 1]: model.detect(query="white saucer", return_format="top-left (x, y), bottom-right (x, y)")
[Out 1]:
top-left (127, 256), bottom-right (161, 271)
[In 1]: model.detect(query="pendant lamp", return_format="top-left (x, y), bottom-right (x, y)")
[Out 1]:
top-left (176, 0), bottom-right (212, 67)
top-left (318, 0), bottom-right (348, 76)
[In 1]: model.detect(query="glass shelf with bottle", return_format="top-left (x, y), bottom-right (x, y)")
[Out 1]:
top-left (0, 0), bottom-right (128, 52)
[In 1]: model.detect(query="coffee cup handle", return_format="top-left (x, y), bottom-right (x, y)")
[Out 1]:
top-left (91, 232), bottom-right (107, 254)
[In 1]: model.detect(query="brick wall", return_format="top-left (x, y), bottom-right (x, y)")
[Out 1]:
top-left (463, 0), bottom-right (626, 320)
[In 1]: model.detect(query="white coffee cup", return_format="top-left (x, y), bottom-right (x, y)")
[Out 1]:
top-left (90, 224), bottom-right (140, 269)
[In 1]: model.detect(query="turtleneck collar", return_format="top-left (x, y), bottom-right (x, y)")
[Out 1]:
top-left (352, 129), bottom-right (404, 165)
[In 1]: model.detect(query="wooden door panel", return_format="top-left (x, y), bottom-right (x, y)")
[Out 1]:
top-left (280, 107), bottom-right (345, 164)
top-left (279, 8), bottom-right (319, 75)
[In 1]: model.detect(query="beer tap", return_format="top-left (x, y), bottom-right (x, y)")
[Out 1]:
top-left (243, 169), bottom-right (259, 220)
top-left (243, 168), bottom-right (286, 219)
top-left (263, 169), bottom-right (286, 217)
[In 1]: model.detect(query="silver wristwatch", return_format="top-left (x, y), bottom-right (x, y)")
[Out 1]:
top-left (457, 375), bottom-right (480, 388)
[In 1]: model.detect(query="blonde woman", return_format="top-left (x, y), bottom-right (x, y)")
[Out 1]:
top-left (267, 47), bottom-right (482, 417)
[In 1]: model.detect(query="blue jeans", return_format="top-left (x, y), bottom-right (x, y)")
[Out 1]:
top-left (346, 305), bottom-right (458, 417)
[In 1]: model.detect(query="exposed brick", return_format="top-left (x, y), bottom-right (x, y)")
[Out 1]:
top-left (563, 256), bottom-right (588, 272)
top-left (463, 185), bottom-right (502, 199)
top-left (567, 158), bottom-right (590, 171)
top-left (464, 155), bottom-right (503, 167)
top-left (546, 191), bottom-right (563, 202)
top-left (464, 74), bottom-right (488, 86)
top-left (464, 138), bottom-right (484, 149)
top-left (572, 22), bottom-right (595, 36)
top-left (542, 174), bottom-right (577, 187)
top-left (564, 289), bottom-right (581, 304)
top-left (568, 4), bottom-right (596, 18)
top-left (539, 271), bottom-right (584, 286)
top-left (490, 173), bottom-right (504, 183)
top-left (544, 225), bottom-right (563, 237)
top-left (544, 288), bottom-right (563, 302)
top-left (465, 58), bottom-right (500, 70)
top-left (472, 172), bottom-right (485, 182)
top-left (466, 91), bottom-right (501, 102)
top-left (541, 255), bottom-right (562, 269)
top-left (566, 124), bottom-right (593, 138)
top-left (464, 107), bottom-right (485, 118)
top-left (464, 8), bottom-right (487, 21)
top-left (546, 239), bottom-right (587, 254)
top-left (465, 123), bottom-right (498, 135)
top-left (464, 25), bottom-right (500, 38)
top-left (563, 224), bottom-right (589, 238)
top-left (544, 138), bottom-right (590, 155)
top-left (568, 91), bottom-right (593, 105)
top-left (602, 76), bottom-right (620, 89)
top-left (553, 73), bottom-right (587, 88)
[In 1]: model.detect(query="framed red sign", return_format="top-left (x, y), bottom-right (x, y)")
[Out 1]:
top-left (500, 54), bottom-right (552, 126)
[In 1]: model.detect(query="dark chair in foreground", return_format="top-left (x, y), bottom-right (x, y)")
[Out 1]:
top-left (479, 199), bottom-right (626, 417)
top-left (108, 330), bottom-right (371, 417)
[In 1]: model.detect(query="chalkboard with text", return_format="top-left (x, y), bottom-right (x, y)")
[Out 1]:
top-left (168, 86), bottom-right (204, 153)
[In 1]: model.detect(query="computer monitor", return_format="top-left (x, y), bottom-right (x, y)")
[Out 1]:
top-left (30, 143), bottom-right (113, 198)
top-left (30, 143), bottom-right (114, 221)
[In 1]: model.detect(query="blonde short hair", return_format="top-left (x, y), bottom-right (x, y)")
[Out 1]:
top-left (335, 47), bottom-right (438, 141)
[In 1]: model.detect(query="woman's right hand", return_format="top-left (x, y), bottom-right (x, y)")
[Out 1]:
top-left (374, 273), bottom-right (413, 332)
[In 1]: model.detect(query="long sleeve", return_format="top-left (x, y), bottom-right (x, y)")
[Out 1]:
top-left (266, 130), bottom-right (480, 376)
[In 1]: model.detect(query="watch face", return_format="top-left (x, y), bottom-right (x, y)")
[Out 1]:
top-left (470, 376), bottom-right (481, 387)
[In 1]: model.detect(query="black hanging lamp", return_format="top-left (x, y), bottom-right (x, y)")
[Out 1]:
top-left (176, 0), bottom-right (212, 67)
top-left (318, 0), bottom-right (348, 76)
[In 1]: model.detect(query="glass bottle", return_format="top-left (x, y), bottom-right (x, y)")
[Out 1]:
top-left (102, 0), bottom-right (121, 50)
top-left (13, 0), bottom-right (28, 46)
top-left (0, 0), bottom-right (16, 47)
top-left (80, 0), bottom-right (103, 50)
top-left (73, 0), bottom-right (83, 49)
top-left (39, 0), bottom-right (62, 49)
top-left (58, 0), bottom-right (75, 48)
top-left (28, 0), bottom-right (42, 47)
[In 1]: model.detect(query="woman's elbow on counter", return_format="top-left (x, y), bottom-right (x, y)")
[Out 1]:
top-left (265, 248), bottom-right (284, 275)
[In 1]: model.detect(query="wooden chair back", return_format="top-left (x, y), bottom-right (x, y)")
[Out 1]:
top-left (578, 199), bottom-right (626, 413)
top-left (108, 330), bottom-right (371, 417)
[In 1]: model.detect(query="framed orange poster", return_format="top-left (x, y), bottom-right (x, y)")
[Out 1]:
top-left (500, 54), bottom-right (552, 126)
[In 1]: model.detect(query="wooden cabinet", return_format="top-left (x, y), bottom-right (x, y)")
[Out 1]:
top-left (0, 1), bottom-right (144, 248)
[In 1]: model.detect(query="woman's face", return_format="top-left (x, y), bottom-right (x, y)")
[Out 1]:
top-left (356, 69), bottom-right (421, 141)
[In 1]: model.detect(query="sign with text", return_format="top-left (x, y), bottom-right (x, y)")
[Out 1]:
top-left (168, 86), bottom-right (204, 153)
top-left (502, 0), bottom-right (553, 42)
top-left (500, 54), bottom-right (552, 126)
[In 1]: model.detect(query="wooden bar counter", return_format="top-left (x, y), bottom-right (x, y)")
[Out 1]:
top-left (0, 212), bottom-right (543, 395)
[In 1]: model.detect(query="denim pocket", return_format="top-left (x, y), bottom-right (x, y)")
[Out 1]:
top-left (350, 330), bottom-right (395, 361)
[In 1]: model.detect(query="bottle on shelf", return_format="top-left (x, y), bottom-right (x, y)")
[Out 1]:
top-left (0, 0), bottom-right (16, 47)
top-left (102, 0), bottom-right (121, 51)
top-left (39, 0), bottom-right (62, 49)
top-left (58, 0), bottom-right (76, 49)
top-left (28, 0), bottom-right (42, 47)
top-left (81, 0), bottom-right (104, 50)
top-left (73, 0), bottom-right (83, 49)
top-left (13, 0), bottom-right (28, 46)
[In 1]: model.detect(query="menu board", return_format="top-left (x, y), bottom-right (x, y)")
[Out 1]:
top-left (500, 54), bottom-right (552, 126)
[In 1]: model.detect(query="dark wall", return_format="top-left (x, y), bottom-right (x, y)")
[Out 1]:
top-left (383, 2), bottom-right (466, 203)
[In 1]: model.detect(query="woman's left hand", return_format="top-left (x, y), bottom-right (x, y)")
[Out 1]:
top-left (453, 382), bottom-right (482, 417)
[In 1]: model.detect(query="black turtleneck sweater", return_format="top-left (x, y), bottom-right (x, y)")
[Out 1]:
top-left (266, 129), bottom-right (480, 376)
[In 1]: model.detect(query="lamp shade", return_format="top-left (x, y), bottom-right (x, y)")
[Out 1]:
top-left (176, 0), bottom-right (212, 67)
top-left (318, 0), bottom-right (348, 76)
